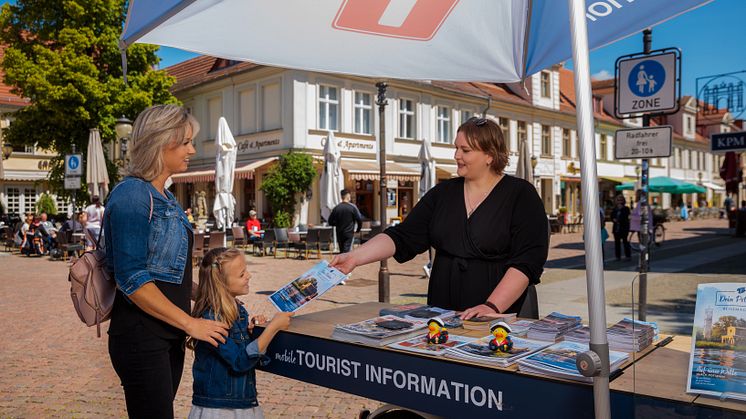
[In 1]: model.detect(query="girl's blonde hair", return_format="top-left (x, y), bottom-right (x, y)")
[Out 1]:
top-left (187, 247), bottom-right (245, 350)
top-left (127, 104), bottom-right (200, 181)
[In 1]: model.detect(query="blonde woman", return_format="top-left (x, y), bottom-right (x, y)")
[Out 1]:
top-left (332, 117), bottom-right (548, 319)
top-left (104, 104), bottom-right (229, 418)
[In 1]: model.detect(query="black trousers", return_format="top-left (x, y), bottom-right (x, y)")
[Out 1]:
top-left (108, 324), bottom-right (185, 419)
top-left (614, 232), bottom-right (631, 259)
top-left (337, 233), bottom-right (354, 254)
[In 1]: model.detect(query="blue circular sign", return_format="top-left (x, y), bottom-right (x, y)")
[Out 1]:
top-left (68, 156), bottom-right (79, 170)
top-left (627, 59), bottom-right (665, 97)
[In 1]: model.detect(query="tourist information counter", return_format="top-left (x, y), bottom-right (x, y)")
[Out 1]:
top-left (258, 303), bottom-right (746, 418)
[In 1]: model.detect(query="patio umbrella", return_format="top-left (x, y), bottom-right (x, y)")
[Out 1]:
top-left (86, 128), bottom-right (110, 199)
top-left (121, 2), bottom-right (712, 417)
top-left (213, 117), bottom-right (237, 246)
top-left (417, 137), bottom-right (435, 198)
top-left (514, 137), bottom-right (533, 184)
top-left (615, 176), bottom-right (705, 194)
top-left (319, 130), bottom-right (344, 222)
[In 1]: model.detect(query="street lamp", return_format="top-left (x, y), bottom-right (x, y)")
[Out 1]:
top-left (1, 143), bottom-right (11, 160)
top-left (114, 116), bottom-right (133, 166)
top-left (530, 155), bottom-right (538, 187)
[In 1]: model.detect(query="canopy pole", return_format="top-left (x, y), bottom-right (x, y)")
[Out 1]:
top-left (567, 1), bottom-right (611, 418)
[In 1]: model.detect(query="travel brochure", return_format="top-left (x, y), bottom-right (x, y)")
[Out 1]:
top-left (268, 260), bottom-right (347, 312)
top-left (331, 315), bottom-right (427, 346)
top-left (687, 283), bottom-right (746, 401)
top-left (517, 341), bottom-right (629, 383)
top-left (563, 318), bottom-right (657, 353)
top-left (444, 336), bottom-right (551, 367)
top-left (388, 334), bottom-right (474, 356)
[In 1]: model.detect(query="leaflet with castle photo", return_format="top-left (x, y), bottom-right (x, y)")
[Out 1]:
top-left (687, 283), bottom-right (746, 400)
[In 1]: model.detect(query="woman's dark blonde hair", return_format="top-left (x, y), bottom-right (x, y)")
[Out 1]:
top-left (127, 104), bottom-right (200, 181)
top-left (187, 247), bottom-right (244, 350)
top-left (457, 117), bottom-right (509, 174)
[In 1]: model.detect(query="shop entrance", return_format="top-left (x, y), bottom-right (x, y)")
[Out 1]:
top-left (355, 180), bottom-right (374, 220)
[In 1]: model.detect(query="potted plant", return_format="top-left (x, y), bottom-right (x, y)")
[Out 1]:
top-left (558, 207), bottom-right (568, 224)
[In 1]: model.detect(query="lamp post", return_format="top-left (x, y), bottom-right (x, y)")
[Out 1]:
top-left (530, 155), bottom-right (538, 188)
top-left (1, 143), bottom-right (11, 160)
top-left (115, 116), bottom-right (133, 167)
top-left (375, 82), bottom-right (390, 303)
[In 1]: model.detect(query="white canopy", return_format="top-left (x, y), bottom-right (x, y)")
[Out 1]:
top-left (212, 117), bottom-right (237, 237)
top-left (418, 137), bottom-right (436, 197)
top-left (319, 130), bottom-right (344, 221)
top-left (86, 128), bottom-right (110, 198)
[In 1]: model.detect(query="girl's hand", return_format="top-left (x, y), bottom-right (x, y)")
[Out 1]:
top-left (267, 311), bottom-right (294, 332)
top-left (330, 252), bottom-right (358, 274)
top-left (248, 314), bottom-right (268, 332)
top-left (460, 304), bottom-right (498, 320)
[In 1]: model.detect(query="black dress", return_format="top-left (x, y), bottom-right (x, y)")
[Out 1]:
top-left (384, 176), bottom-right (548, 317)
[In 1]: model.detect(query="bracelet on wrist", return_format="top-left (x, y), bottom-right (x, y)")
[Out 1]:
top-left (484, 301), bottom-right (501, 314)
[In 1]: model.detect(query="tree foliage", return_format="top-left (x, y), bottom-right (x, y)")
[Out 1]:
top-left (36, 192), bottom-right (57, 215)
top-left (260, 151), bottom-right (316, 226)
top-left (0, 0), bottom-right (178, 202)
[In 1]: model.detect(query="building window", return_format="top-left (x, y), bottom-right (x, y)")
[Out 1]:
top-left (517, 120), bottom-right (527, 145)
top-left (541, 125), bottom-right (552, 155)
top-left (599, 134), bottom-right (608, 160)
top-left (55, 195), bottom-right (68, 215)
top-left (353, 92), bottom-right (372, 135)
top-left (562, 129), bottom-right (571, 158)
top-left (24, 188), bottom-right (36, 214)
top-left (5, 187), bottom-right (20, 215)
top-left (436, 106), bottom-right (451, 143)
top-left (318, 85), bottom-right (339, 131)
top-left (498, 117), bottom-right (512, 151)
top-left (239, 89), bottom-right (257, 134)
top-left (262, 83), bottom-right (282, 131)
top-left (461, 110), bottom-right (473, 124)
top-left (207, 96), bottom-right (222, 139)
top-left (540, 71), bottom-right (551, 98)
top-left (398, 99), bottom-right (415, 139)
top-left (674, 148), bottom-right (680, 168)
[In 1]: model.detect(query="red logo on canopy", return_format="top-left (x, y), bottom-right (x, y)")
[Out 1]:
top-left (332, 0), bottom-right (459, 41)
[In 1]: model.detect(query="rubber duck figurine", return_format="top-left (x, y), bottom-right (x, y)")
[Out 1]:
top-left (488, 321), bottom-right (514, 352)
top-left (427, 317), bottom-right (449, 344)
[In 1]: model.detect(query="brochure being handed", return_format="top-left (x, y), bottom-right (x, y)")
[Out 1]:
top-left (268, 260), bottom-right (346, 312)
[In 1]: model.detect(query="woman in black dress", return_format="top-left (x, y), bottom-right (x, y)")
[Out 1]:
top-left (331, 117), bottom-right (548, 319)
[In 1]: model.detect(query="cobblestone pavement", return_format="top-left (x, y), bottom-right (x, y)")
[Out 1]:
top-left (0, 218), bottom-right (731, 418)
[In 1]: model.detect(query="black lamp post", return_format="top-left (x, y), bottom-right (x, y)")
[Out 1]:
top-left (376, 81), bottom-right (390, 303)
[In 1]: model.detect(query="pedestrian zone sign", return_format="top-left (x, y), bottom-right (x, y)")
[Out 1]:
top-left (615, 49), bottom-right (680, 118)
top-left (614, 126), bottom-right (672, 160)
top-left (65, 154), bottom-right (82, 176)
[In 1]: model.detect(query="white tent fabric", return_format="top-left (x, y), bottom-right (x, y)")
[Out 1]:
top-left (515, 138), bottom-right (533, 185)
top-left (418, 137), bottom-right (435, 197)
top-left (86, 128), bottom-right (110, 198)
top-left (319, 130), bottom-right (344, 221)
top-left (212, 117), bottom-right (237, 239)
top-left (121, 0), bottom-right (710, 82)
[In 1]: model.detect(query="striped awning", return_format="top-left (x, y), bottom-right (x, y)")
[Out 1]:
top-left (171, 157), bottom-right (277, 184)
top-left (341, 160), bottom-right (420, 182)
top-left (1, 170), bottom-right (49, 182)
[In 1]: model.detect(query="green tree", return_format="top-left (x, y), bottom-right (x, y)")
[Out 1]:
top-left (36, 192), bottom-right (57, 215)
top-left (260, 151), bottom-right (316, 227)
top-left (0, 0), bottom-right (178, 203)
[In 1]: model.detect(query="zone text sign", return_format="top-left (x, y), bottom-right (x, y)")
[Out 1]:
top-left (615, 50), bottom-right (679, 117)
top-left (615, 126), bottom-right (672, 159)
top-left (711, 131), bottom-right (746, 153)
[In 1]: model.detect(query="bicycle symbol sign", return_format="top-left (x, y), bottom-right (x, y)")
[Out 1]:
top-left (628, 60), bottom-right (665, 97)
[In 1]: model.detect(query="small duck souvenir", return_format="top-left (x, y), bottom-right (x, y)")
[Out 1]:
top-left (427, 317), bottom-right (449, 344)
top-left (488, 321), bottom-right (513, 352)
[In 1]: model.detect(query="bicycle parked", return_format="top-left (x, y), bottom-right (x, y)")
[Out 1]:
top-left (629, 211), bottom-right (666, 252)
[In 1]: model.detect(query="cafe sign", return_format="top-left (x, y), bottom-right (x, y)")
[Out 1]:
top-left (235, 130), bottom-right (283, 154)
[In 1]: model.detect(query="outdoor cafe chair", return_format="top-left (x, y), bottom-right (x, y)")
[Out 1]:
top-left (231, 226), bottom-right (247, 249)
top-left (317, 228), bottom-right (335, 258)
top-left (272, 228), bottom-right (295, 259)
top-left (208, 231), bottom-right (226, 250)
top-left (257, 228), bottom-right (275, 256)
top-left (193, 232), bottom-right (208, 265)
top-left (293, 228), bottom-right (321, 259)
top-left (57, 230), bottom-right (83, 263)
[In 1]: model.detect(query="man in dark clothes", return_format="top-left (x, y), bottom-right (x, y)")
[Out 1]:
top-left (328, 189), bottom-right (362, 255)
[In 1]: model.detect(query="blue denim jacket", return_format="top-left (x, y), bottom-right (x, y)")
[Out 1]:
top-left (104, 176), bottom-right (191, 295)
top-left (192, 304), bottom-right (270, 409)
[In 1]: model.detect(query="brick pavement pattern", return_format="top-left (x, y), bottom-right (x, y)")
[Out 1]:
top-left (0, 218), bottom-right (726, 417)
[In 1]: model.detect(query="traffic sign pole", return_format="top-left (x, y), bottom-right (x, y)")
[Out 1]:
top-left (638, 29), bottom-right (652, 322)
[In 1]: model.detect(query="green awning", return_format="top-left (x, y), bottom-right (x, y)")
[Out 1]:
top-left (615, 176), bottom-right (706, 193)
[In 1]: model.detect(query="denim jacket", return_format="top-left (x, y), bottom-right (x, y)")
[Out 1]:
top-left (104, 176), bottom-right (191, 295)
top-left (192, 304), bottom-right (270, 409)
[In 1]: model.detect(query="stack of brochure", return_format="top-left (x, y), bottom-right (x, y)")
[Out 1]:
top-left (526, 312), bottom-right (582, 342)
top-left (331, 315), bottom-right (427, 346)
top-left (444, 336), bottom-right (551, 367)
top-left (517, 341), bottom-right (629, 383)
top-left (563, 318), bottom-right (657, 352)
top-left (379, 304), bottom-right (456, 322)
top-left (387, 334), bottom-right (473, 356)
top-left (461, 313), bottom-right (517, 331)
top-left (505, 319), bottom-right (536, 338)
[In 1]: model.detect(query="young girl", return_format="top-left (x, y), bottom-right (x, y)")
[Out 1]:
top-left (189, 247), bottom-right (293, 419)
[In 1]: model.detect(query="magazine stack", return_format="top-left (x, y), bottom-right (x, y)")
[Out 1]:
top-left (331, 315), bottom-right (427, 346)
top-left (444, 336), bottom-right (551, 367)
top-left (387, 334), bottom-right (473, 356)
top-left (379, 304), bottom-right (456, 322)
top-left (526, 312), bottom-right (582, 342)
top-left (517, 341), bottom-right (629, 383)
top-left (563, 318), bottom-right (657, 352)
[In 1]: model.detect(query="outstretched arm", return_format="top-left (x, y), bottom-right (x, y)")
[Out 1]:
top-left (330, 233), bottom-right (396, 274)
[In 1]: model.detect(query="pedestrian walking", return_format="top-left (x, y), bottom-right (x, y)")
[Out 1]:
top-left (328, 188), bottom-right (362, 255)
top-left (104, 104), bottom-right (229, 418)
top-left (188, 247), bottom-right (293, 419)
top-left (611, 194), bottom-right (631, 260)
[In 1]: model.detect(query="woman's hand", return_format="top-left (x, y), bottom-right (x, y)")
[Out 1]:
top-left (330, 252), bottom-right (358, 274)
top-left (248, 314), bottom-right (268, 332)
top-left (460, 304), bottom-right (498, 320)
top-left (185, 318), bottom-right (229, 347)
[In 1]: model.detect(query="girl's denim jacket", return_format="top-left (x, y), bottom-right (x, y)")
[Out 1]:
top-left (104, 177), bottom-right (191, 295)
top-left (192, 304), bottom-right (270, 409)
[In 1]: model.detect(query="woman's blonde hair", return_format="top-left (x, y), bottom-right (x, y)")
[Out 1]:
top-left (127, 104), bottom-right (200, 181)
top-left (187, 247), bottom-right (245, 350)
top-left (457, 117), bottom-right (509, 174)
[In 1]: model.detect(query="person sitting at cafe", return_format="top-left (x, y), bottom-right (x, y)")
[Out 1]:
top-left (245, 210), bottom-right (262, 241)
